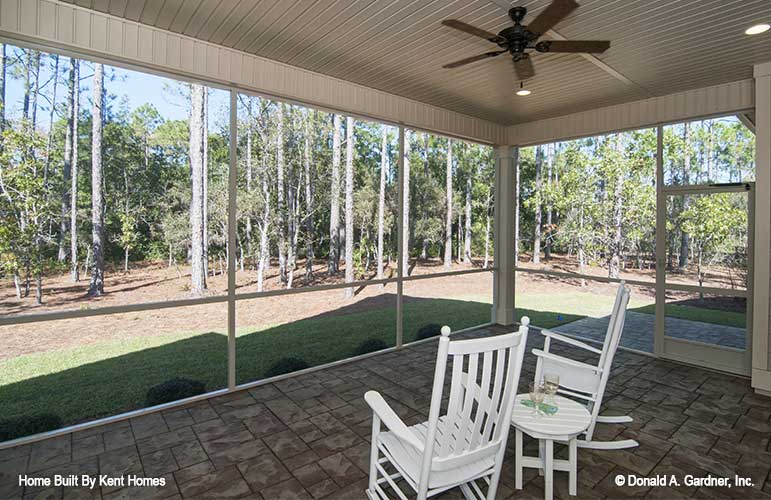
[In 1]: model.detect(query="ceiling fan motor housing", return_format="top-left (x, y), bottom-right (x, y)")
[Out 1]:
top-left (501, 7), bottom-right (539, 55)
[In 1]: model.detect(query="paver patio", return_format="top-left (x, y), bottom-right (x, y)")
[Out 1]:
top-left (555, 311), bottom-right (746, 352)
top-left (1, 324), bottom-right (770, 500)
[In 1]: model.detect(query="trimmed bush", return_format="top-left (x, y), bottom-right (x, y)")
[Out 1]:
top-left (146, 378), bottom-right (206, 406)
top-left (264, 357), bottom-right (309, 378)
top-left (354, 338), bottom-right (389, 356)
top-left (416, 323), bottom-right (442, 340)
top-left (0, 414), bottom-right (62, 441)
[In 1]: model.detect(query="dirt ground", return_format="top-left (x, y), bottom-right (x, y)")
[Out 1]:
top-left (0, 255), bottom-right (745, 360)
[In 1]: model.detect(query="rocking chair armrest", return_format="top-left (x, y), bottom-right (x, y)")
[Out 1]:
top-left (531, 349), bottom-right (603, 373)
top-left (540, 329), bottom-right (603, 355)
top-left (364, 391), bottom-right (425, 452)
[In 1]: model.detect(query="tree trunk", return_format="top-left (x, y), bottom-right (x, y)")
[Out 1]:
top-left (608, 135), bottom-right (624, 279)
top-left (377, 126), bottom-right (387, 283)
top-left (463, 176), bottom-right (472, 264)
top-left (402, 133), bottom-right (411, 275)
top-left (483, 191), bottom-right (492, 268)
top-left (59, 57), bottom-right (76, 263)
top-left (514, 152), bottom-right (520, 265)
top-left (245, 98), bottom-right (254, 262)
top-left (544, 143), bottom-right (553, 261)
top-left (304, 110), bottom-right (314, 283)
top-left (444, 138), bottom-right (453, 269)
top-left (70, 60), bottom-right (80, 282)
top-left (188, 83), bottom-right (207, 294)
top-left (421, 133), bottom-right (429, 260)
top-left (202, 89), bottom-right (209, 277)
top-left (276, 103), bottom-right (287, 284)
top-left (257, 160), bottom-right (271, 292)
top-left (532, 145), bottom-right (543, 264)
top-left (0, 43), bottom-right (5, 131)
top-left (87, 63), bottom-right (105, 296)
top-left (329, 114), bottom-right (341, 274)
top-left (679, 122), bottom-right (691, 270)
top-left (344, 116), bottom-right (355, 298)
top-left (457, 211), bottom-right (462, 264)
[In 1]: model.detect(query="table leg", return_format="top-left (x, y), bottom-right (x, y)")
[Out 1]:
top-left (515, 428), bottom-right (523, 490)
top-left (539, 440), bottom-right (545, 476)
top-left (569, 437), bottom-right (577, 496)
top-left (544, 439), bottom-right (553, 500)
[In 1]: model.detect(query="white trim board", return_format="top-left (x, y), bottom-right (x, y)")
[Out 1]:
top-left (0, 0), bottom-right (507, 145)
top-left (507, 79), bottom-right (755, 146)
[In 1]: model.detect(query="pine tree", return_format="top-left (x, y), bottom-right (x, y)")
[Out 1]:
top-left (188, 83), bottom-right (207, 294)
top-left (87, 63), bottom-right (105, 296)
top-left (344, 116), bottom-right (355, 298)
top-left (329, 114), bottom-right (341, 274)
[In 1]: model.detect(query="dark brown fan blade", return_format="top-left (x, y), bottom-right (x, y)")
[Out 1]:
top-left (442, 19), bottom-right (503, 43)
top-left (513, 57), bottom-right (535, 80)
top-left (525, 0), bottom-right (579, 36)
top-left (538, 40), bottom-right (610, 53)
top-left (443, 50), bottom-right (507, 69)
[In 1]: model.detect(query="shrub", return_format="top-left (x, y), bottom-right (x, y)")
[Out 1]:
top-left (416, 323), bottom-right (442, 340)
top-left (354, 338), bottom-right (389, 356)
top-left (146, 378), bottom-right (206, 406)
top-left (264, 357), bottom-right (309, 378)
top-left (0, 414), bottom-right (62, 441)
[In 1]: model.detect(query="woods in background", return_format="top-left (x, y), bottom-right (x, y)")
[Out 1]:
top-left (518, 121), bottom-right (753, 287)
top-left (0, 43), bottom-right (495, 306)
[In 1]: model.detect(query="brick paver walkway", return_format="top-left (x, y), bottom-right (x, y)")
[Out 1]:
top-left (1, 325), bottom-right (770, 499)
top-left (555, 311), bottom-right (746, 352)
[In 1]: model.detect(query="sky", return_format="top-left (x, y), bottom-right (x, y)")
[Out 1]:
top-left (4, 45), bottom-right (229, 132)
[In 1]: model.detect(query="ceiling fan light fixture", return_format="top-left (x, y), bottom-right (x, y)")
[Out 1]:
top-left (745, 23), bottom-right (770, 35)
top-left (516, 81), bottom-right (531, 96)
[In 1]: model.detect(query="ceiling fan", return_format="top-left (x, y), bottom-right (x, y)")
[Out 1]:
top-left (441, 0), bottom-right (610, 80)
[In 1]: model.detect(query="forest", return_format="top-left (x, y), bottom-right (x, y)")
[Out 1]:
top-left (517, 119), bottom-right (753, 290)
top-left (0, 43), bottom-right (496, 308)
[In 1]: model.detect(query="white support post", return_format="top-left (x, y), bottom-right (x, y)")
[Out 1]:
top-left (753, 62), bottom-right (771, 396)
top-left (396, 126), bottom-right (405, 347)
top-left (493, 145), bottom-right (517, 325)
top-left (227, 90), bottom-right (237, 389)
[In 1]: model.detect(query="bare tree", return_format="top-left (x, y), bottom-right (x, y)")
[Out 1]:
top-left (376, 126), bottom-right (387, 283)
top-left (202, 88), bottom-right (209, 276)
top-left (608, 135), bottom-right (623, 279)
top-left (443, 138), bottom-right (453, 269)
top-left (532, 145), bottom-right (543, 264)
top-left (87, 63), bottom-right (105, 296)
top-left (276, 103), bottom-right (287, 284)
top-left (329, 114), bottom-right (341, 274)
top-left (402, 132), bottom-right (411, 275)
top-left (463, 174), bottom-right (472, 264)
top-left (544, 143), bottom-right (553, 261)
top-left (344, 116), bottom-right (355, 298)
top-left (514, 151), bottom-right (520, 265)
top-left (303, 110), bottom-right (315, 283)
top-left (188, 83), bottom-right (207, 294)
top-left (679, 122), bottom-right (691, 270)
top-left (244, 97), bottom-right (254, 260)
top-left (0, 43), bottom-right (5, 131)
top-left (59, 57), bottom-right (75, 263)
top-left (483, 190), bottom-right (492, 268)
top-left (69, 60), bottom-right (80, 282)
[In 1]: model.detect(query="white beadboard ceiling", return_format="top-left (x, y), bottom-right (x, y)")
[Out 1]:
top-left (60, 0), bottom-right (771, 125)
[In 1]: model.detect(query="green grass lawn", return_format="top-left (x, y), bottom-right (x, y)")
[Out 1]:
top-left (0, 288), bottom-right (744, 439)
top-left (631, 303), bottom-right (746, 328)
top-left (1, 296), bottom-right (522, 433)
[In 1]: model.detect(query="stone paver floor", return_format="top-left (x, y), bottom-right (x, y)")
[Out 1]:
top-left (1, 325), bottom-right (770, 499)
top-left (555, 311), bottom-right (746, 352)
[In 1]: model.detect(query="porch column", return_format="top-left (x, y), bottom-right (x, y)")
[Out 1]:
top-left (753, 62), bottom-right (771, 396)
top-left (493, 145), bottom-right (517, 325)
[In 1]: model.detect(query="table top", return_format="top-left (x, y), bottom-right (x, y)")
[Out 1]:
top-left (511, 394), bottom-right (591, 438)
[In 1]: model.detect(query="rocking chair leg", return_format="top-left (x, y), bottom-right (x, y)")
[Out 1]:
top-left (368, 417), bottom-right (380, 496)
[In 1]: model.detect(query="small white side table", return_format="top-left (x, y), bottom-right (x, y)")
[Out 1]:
top-left (510, 394), bottom-right (591, 500)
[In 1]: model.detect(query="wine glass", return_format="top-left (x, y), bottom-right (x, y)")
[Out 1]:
top-left (529, 382), bottom-right (545, 417)
top-left (544, 373), bottom-right (560, 405)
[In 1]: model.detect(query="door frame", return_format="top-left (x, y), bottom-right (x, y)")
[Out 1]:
top-left (654, 126), bottom-right (754, 375)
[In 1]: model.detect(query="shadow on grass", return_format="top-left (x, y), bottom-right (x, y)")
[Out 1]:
top-left (0, 294), bottom-right (582, 440)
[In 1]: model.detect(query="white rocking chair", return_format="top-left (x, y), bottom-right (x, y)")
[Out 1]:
top-left (532, 282), bottom-right (639, 450)
top-left (365, 319), bottom-right (531, 500)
